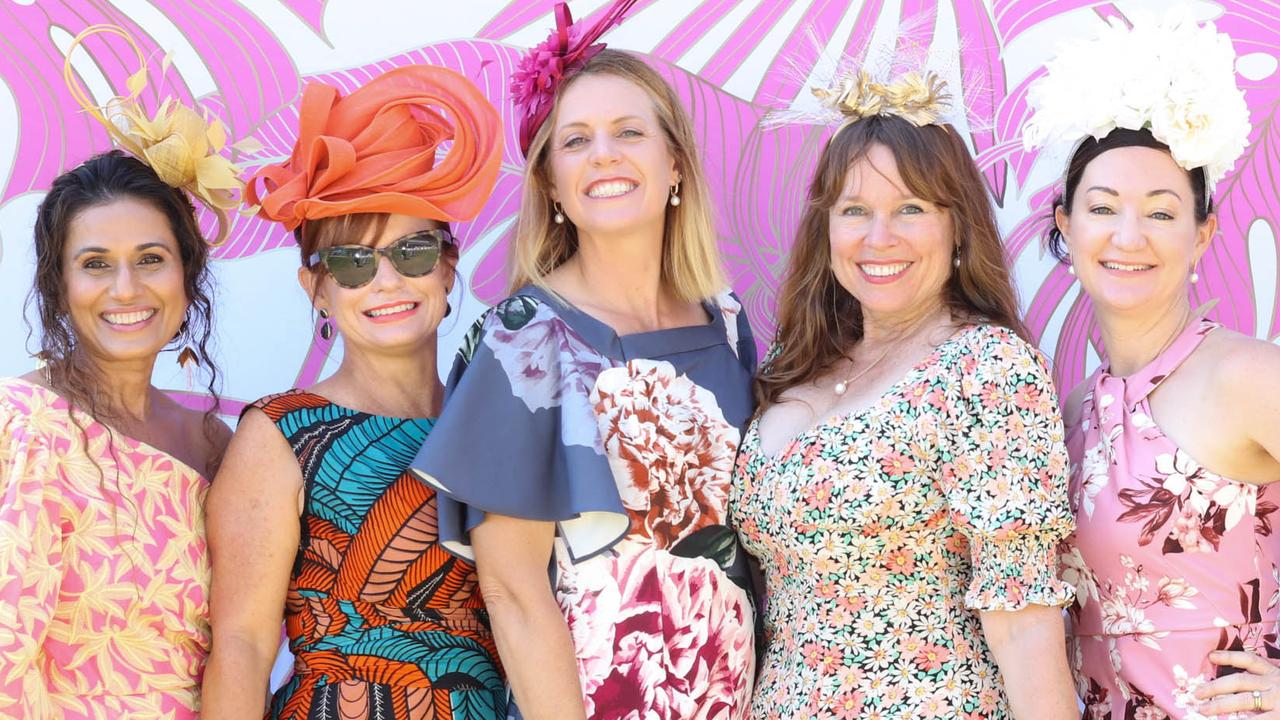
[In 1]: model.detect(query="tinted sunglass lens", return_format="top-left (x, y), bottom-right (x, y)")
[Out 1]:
top-left (389, 237), bottom-right (441, 277)
top-left (325, 248), bottom-right (377, 288)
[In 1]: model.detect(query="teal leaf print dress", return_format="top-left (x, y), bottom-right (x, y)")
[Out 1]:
top-left (729, 324), bottom-right (1076, 719)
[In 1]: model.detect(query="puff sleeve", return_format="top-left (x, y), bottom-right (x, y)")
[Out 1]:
top-left (941, 326), bottom-right (1076, 612)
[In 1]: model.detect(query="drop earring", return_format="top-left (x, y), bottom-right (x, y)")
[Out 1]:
top-left (318, 308), bottom-right (333, 340)
top-left (553, 202), bottom-right (565, 224)
top-left (174, 318), bottom-right (198, 368)
top-left (952, 245), bottom-right (961, 269)
top-left (669, 180), bottom-right (681, 207)
top-left (444, 301), bottom-right (453, 318)
top-left (1190, 262), bottom-right (1200, 284)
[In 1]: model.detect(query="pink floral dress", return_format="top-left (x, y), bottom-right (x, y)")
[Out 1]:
top-left (1062, 318), bottom-right (1280, 719)
top-left (411, 286), bottom-right (758, 719)
top-left (730, 324), bottom-right (1076, 719)
top-left (0, 377), bottom-right (211, 718)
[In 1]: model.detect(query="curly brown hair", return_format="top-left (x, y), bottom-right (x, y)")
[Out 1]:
top-left (25, 149), bottom-right (221, 432)
top-left (758, 115), bottom-right (1028, 412)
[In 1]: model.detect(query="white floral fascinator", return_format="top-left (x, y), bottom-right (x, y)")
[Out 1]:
top-left (1022, 8), bottom-right (1251, 192)
top-left (62, 24), bottom-right (250, 244)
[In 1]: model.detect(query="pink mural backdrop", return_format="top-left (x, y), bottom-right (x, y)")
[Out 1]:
top-left (2, 0), bottom-right (1278, 421)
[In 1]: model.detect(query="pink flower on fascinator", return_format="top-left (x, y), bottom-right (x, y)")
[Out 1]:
top-left (512, 1), bottom-right (639, 156)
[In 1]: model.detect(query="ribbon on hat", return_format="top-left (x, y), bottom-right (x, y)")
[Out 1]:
top-left (63, 24), bottom-right (247, 245)
top-left (246, 65), bottom-right (502, 232)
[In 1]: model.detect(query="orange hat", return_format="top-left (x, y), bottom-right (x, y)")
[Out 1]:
top-left (246, 65), bottom-right (501, 231)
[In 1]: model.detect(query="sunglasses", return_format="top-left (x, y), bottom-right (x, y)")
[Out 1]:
top-left (309, 229), bottom-right (451, 289)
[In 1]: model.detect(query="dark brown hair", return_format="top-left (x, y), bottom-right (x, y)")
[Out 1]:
top-left (758, 115), bottom-right (1028, 411)
top-left (27, 149), bottom-right (221, 429)
top-left (1046, 127), bottom-right (1212, 262)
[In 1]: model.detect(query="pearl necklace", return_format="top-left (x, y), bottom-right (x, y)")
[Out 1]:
top-left (832, 344), bottom-right (894, 396)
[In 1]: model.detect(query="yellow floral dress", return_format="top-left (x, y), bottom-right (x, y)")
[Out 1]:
top-left (0, 377), bottom-right (210, 718)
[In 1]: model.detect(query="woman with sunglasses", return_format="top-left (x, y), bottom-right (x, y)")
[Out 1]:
top-left (200, 66), bottom-right (506, 719)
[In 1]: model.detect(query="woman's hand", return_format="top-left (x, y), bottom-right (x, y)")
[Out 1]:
top-left (1195, 650), bottom-right (1280, 717)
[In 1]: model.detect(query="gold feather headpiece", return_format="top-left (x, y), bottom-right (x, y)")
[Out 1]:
top-left (62, 25), bottom-right (250, 245)
top-left (811, 69), bottom-right (952, 129)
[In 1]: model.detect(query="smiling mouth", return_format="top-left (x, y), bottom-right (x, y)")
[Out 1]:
top-left (364, 302), bottom-right (418, 318)
top-left (102, 309), bottom-right (156, 326)
top-left (586, 180), bottom-right (638, 199)
top-left (1100, 261), bottom-right (1155, 272)
top-left (859, 262), bottom-right (911, 278)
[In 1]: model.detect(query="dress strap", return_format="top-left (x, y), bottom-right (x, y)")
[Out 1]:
top-left (1100, 317), bottom-right (1220, 410)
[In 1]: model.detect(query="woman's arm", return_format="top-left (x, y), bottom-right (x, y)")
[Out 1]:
top-left (981, 605), bottom-right (1078, 720)
top-left (472, 514), bottom-right (586, 720)
top-left (200, 409), bottom-right (301, 719)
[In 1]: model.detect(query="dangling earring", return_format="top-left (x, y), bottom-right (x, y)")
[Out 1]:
top-left (174, 318), bottom-right (198, 368)
top-left (1067, 264), bottom-right (1076, 276)
top-left (669, 181), bottom-right (681, 207)
top-left (318, 308), bottom-right (333, 340)
top-left (952, 245), bottom-right (961, 269)
top-left (553, 201), bottom-right (565, 225)
top-left (444, 301), bottom-right (453, 318)
top-left (1190, 262), bottom-right (1200, 284)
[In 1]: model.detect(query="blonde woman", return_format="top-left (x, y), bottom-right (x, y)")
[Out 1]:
top-left (409, 3), bottom-right (757, 718)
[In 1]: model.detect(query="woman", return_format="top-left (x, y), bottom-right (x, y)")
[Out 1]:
top-left (0, 24), bottom-right (239, 716)
top-left (201, 65), bottom-right (505, 719)
top-left (408, 6), bottom-right (757, 718)
top-left (1024, 13), bottom-right (1280, 718)
top-left (729, 69), bottom-right (1079, 718)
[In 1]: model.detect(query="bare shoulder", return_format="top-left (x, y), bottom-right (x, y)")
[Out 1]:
top-left (1200, 327), bottom-right (1280, 400)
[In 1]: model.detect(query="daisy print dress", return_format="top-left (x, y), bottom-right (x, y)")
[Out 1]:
top-left (411, 285), bottom-right (758, 719)
top-left (1062, 318), bottom-right (1280, 719)
top-left (731, 324), bottom-right (1076, 719)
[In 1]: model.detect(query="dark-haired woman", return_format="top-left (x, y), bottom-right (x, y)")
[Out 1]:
top-left (729, 74), bottom-right (1078, 717)
top-left (1024, 15), bottom-right (1280, 720)
top-left (0, 147), bottom-right (229, 716)
top-left (201, 65), bottom-right (506, 719)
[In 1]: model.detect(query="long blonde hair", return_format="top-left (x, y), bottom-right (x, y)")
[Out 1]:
top-left (509, 50), bottom-right (724, 302)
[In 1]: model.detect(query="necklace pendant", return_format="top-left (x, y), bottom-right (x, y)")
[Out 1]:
top-left (833, 380), bottom-right (848, 396)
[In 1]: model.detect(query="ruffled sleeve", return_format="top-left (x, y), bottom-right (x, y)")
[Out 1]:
top-left (941, 326), bottom-right (1076, 612)
top-left (0, 388), bottom-right (63, 717)
top-left (410, 296), bottom-right (629, 562)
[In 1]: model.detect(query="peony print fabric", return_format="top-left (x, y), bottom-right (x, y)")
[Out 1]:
top-left (0, 377), bottom-right (211, 718)
top-left (1062, 318), bottom-right (1280, 719)
top-left (411, 285), bottom-right (758, 719)
top-left (730, 324), bottom-right (1075, 720)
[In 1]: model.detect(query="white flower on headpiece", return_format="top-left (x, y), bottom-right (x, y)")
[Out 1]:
top-left (1022, 7), bottom-right (1251, 192)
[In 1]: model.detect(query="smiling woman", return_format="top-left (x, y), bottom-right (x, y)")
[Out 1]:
top-left (408, 6), bottom-right (759, 717)
top-left (201, 63), bottom-right (507, 720)
top-left (0, 146), bottom-right (233, 716)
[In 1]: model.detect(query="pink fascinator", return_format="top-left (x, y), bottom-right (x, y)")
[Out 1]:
top-left (511, 0), bottom-right (639, 156)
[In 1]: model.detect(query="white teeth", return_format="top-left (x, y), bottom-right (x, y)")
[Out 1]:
top-left (366, 302), bottom-right (416, 317)
top-left (859, 262), bottom-right (910, 277)
top-left (1102, 261), bottom-right (1154, 272)
top-left (102, 309), bottom-right (155, 326)
top-left (586, 180), bottom-right (637, 198)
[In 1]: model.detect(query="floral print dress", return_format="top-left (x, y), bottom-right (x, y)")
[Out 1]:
top-left (0, 377), bottom-right (211, 718)
top-left (730, 324), bottom-right (1076, 720)
top-left (1061, 318), bottom-right (1280, 719)
top-left (410, 285), bottom-right (758, 719)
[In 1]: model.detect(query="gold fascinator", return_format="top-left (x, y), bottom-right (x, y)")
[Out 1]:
top-left (62, 25), bottom-right (250, 245)
top-left (812, 70), bottom-right (951, 128)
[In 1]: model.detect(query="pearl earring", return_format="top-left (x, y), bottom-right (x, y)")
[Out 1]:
top-left (1068, 264), bottom-right (1076, 276)
top-left (669, 181), bottom-right (681, 207)
top-left (1190, 270), bottom-right (1200, 284)
top-left (553, 202), bottom-right (565, 225)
